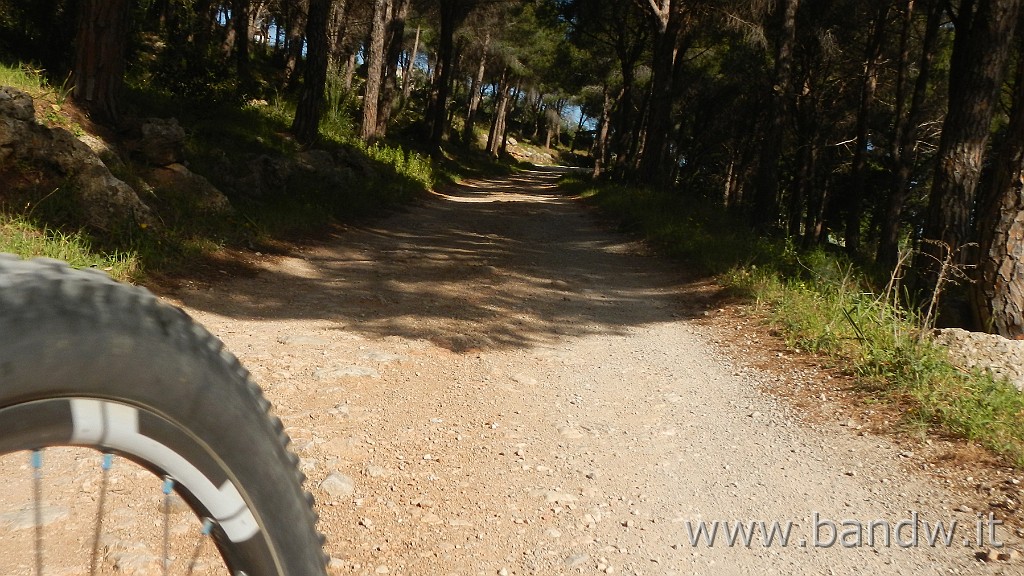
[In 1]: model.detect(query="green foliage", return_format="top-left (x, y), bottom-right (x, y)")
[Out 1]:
top-left (741, 261), bottom-right (1024, 466)
top-left (0, 61), bottom-right (48, 94)
top-left (321, 71), bottom-right (359, 143)
top-left (2, 57), bottom-right (436, 280)
top-left (561, 176), bottom-right (782, 274)
top-left (570, 177), bottom-right (1024, 467)
top-left (0, 215), bottom-right (137, 281)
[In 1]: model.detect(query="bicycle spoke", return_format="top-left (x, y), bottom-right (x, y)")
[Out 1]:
top-left (31, 450), bottom-right (43, 576)
top-left (185, 518), bottom-right (214, 575)
top-left (162, 477), bottom-right (174, 576)
top-left (89, 453), bottom-right (114, 576)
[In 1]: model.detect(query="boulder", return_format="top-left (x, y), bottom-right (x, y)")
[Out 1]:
top-left (147, 163), bottom-right (233, 213)
top-left (0, 86), bottom-right (156, 230)
top-left (229, 153), bottom-right (292, 198)
top-left (935, 327), bottom-right (1024, 391)
top-left (0, 86), bottom-right (34, 122)
top-left (138, 117), bottom-right (186, 166)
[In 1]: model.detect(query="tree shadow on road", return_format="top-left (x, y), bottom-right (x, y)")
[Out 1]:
top-left (173, 166), bottom-right (719, 352)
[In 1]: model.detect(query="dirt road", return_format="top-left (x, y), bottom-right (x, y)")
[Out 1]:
top-left (172, 167), bottom-right (1018, 575)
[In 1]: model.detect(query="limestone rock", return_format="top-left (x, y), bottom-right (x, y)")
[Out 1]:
top-left (147, 163), bottom-right (233, 213)
top-left (0, 86), bottom-right (157, 231)
top-left (0, 86), bottom-right (34, 121)
top-left (138, 117), bottom-right (185, 166)
top-left (935, 328), bottom-right (1024, 391)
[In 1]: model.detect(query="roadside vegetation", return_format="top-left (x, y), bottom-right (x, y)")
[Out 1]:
top-left (0, 60), bottom-right (439, 281)
top-left (563, 177), bottom-right (1024, 467)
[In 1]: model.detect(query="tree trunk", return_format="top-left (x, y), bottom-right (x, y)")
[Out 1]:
top-left (500, 80), bottom-right (522, 156)
top-left (191, 0), bottom-right (217, 53)
top-left (376, 0), bottom-right (411, 138)
top-left (487, 68), bottom-right (510, 158)
top-left (638, 0), bottom-right (690, 184)
top-left (570, 111), bottom-right (587, 152)
top-left (361, 0), bottom-right (389, 141)
top-left (342, 51), bottom-right (357, 91)
top-left (802, 147), bottom-right (829, 247)
top-left (328, 0), bottom-right (354, 69)
top-left (290, 0), bottom-right (331, 146)
top-left (917, 0), bottom-right (1022, 289)
top-left (845, 3), bottom-right (889, 256)
top-left (971, 29), bottom-right (1024, 337)
top-left (593, 84), bottom-right (619, 178)
top-left (790, 89), bottom-right (821, 240)
top-left (753, 0), bottom-right (799, 231)
top-left (402, 25), bottom-right (421, 103)
top-left (73, 0), bottom-right (131, 124)
top-left (430, 0), bottom-right (470, 154)
top-left (544, 107), bottom-right (555, 149)
top-left (611, 67), bottom-right (638, 173)
top-left (877, 0), bottom-right (942, 268)
top-left (463, 31), bottom-right (490, 146)
top-left (232, 0), bottom-right (252, 86)
top-left (284, 0), bottom-right (309, 86)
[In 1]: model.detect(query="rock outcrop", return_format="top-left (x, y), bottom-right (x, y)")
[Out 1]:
top-left (0, 86), bottom-right (156, 231)
top-left (935, 328), bottom-right (1024, 391)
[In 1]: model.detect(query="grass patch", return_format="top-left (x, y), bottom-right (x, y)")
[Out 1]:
top-left (0, 62), bottom-right (49, 95)
top-left (567, 177), bottom-right (1024, 467)
top-left (561, 176), bottom-right (784, 274)
top-left (0, 215), bottom-right (138, 280)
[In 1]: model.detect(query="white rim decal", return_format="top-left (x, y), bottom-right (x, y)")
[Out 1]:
top-left (69, 398), bottom-right (259, 542)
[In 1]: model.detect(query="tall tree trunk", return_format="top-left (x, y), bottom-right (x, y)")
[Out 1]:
top-left (544, 107), bottom-right (555, 149)
top-left (284, 0), bottom-right (309, 86)
top-left (291, 0), bottom-right (331, 146)
top-left (376, 0), bottom-right (411, 138)
top-left (611, 70), bottom-right (638, 173)
top-left (845, 3), bottom-right (890, 256)
top-left (402, 24), bottom-right (421, 103)
top-left (753, 0), bottom-right (799, 231)
top-left (487, 68), bottom-right (510, 157)
top-left (430, 0), bottom-right (470, 154)
top-left (917, 0), bottom-right (1022, 289)
top-left (802, 146), bottom-right (829, 247)
top-left (791, 92), bottom-right (821, 240)
top-left (232, 0), bottom-right (252, 86)
top-left (500, 80), bottom-right (522, 156)
top-left (638, 0), bottom-right (689, 183)
top-left (463, 31), bottom-right (490, 146)
top-left (361, 0), bottom-right (389, 141)
top-left (971, 28), bottom-right (1024, 337)
top-left (593, 85), bottom-right (618, 178)
top-left (878, 0), bottom-right (942, 268)
top-left (342, 51), bottom-right (357, 91)
top-left (191, 0), bottom-right (217, 53)
top-left (570, 111), bottom-right (587, 152)
top-left (73, 0), bottom-right (130, 124)
top-left (327, 0), bottom-right (351, 68)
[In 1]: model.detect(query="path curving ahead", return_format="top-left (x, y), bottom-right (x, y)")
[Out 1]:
top-left (176, 168), bottom-right (1006, 575)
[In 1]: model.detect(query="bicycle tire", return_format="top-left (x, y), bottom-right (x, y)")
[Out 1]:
top-left (0, 254), bottom-right (328, 576)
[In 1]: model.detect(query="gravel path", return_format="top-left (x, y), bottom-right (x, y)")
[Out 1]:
top-left (171, 167), bottom-right (1017, 575)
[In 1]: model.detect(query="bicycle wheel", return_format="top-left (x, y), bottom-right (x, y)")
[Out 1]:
top-left (0, 255), bottom-right (327, 575)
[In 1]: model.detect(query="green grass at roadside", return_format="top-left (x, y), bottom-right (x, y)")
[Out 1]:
top-left (0, 215), bottom-right (138, 280)
top-left (0, 62), bottom-right (48, 95)
top-left (565, 176), bottom-right (1024, 467)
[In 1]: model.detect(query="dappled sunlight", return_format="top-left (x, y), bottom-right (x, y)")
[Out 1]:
top-left (173, 168), bottom-right (704, 352)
